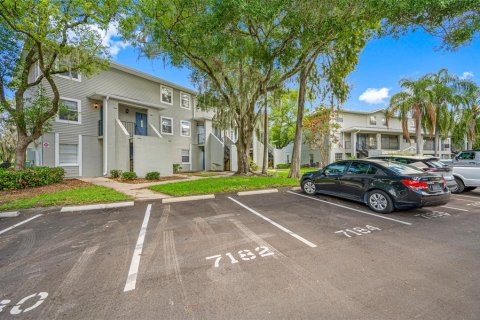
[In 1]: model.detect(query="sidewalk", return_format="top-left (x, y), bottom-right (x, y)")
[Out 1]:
top-left (80, 172), bottom-right (235, 201)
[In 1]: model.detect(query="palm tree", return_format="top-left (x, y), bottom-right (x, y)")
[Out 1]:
top-left (388, 77), bottom-right (436, 155)
top-left (455, 80), bottom-right (480, 149)
top-left (423, 69), bottom-right (456, 156)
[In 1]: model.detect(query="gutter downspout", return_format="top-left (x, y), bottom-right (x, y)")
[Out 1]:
top-left (103, 96), bottom-right (110, 176)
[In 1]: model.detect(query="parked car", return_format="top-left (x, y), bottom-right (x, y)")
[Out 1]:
top-left (439, 151), bottom-right (480, 193)
top-left (300, 159), bottom-right (450, 214)
top-left (367, 155), bottom-right (458, 192)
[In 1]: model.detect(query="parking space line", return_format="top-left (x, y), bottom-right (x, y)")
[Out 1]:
top-left (0, 214), bottom-right (43, 236)
top-left (228, 197), bottom-right (317, 248)
top-left (286, 191), bottom-right (412, 226)
top-left (441, 206), bottom-right (469, 212)
top-left (452, 194), bottom-right (480, 200)
top-left (124, 204), bottom-right (152, 292)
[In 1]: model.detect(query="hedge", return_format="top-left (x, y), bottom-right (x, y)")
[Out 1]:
top-left (0, 167), bottom-right (65, 191)
top-left (145, 171), bottom-right (160, 180)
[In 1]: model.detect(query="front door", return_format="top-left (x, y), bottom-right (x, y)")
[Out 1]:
top-left (135, 112), bottom-right (148, 136)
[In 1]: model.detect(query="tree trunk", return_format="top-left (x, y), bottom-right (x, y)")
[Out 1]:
top-left (415, 118), bottom-right (423, 155)
top-left (236, 121), bottom-right (251, 175)
top-left (262, 93), bottom-right (268, 174)
top-left (14, 131), bottom-right (30, 169)
top-left (288, 66), bottom-right (308, 179)
top-left (434, 126), bottom-right (439, 157)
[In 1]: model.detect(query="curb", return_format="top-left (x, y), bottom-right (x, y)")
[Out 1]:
top-left (291, 187), bottom-right (301, 191)
top-left (237, 189), bottom-right (278, 196)
top-left (61, 201), bottom-right (135, 213)
top-left (162, 194), bottom-right (215, 204)
top-left (0, 211), bottom-right (20, 218)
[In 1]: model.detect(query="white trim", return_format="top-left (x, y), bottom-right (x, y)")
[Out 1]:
top-left (180, 92), bottom-right (191, 110)
top-left (56, 72), bottom-right (82, 82)
top-left (56, 97), bottom-right (82, 124)
top-left (180, 120), bottom-right (191, 137)
top-left (78, 135), bottom-right (83, 177)
top-left (160, 116), bottom-right (174, 135)
top-left (103, 97), bottom-right (109, 176)
top-left (54, 133), bottom-right (59, 167)
top-left (160, 85), bottom-right (173, 105)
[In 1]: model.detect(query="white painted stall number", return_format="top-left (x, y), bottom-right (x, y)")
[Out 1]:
top-left (334, 225), bottom-right (381, 238)
top-left (467, 202), bottom-right (480, 207)
top-left (0, 292), bottom-right (48, 315)
top-left (206, 246), bottom-right (274, 268)
top-left (414, 211), bottom-right (450, 219)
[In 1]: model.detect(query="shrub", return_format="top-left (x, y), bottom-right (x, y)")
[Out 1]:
top-left (145, 171), bottom-right (160, 180)
top-left (110, 169), bottom-right (122, 178)
top-left (276, 163), bottom-right (290, 169)
top-left (173, 164), bottom-right (182, 173)
top-left (0, 167), bottom-right (65, 191)
top-left (121, 171), bottom-right (137, 180)
top-left (249, 158), bottom-right (259, 172)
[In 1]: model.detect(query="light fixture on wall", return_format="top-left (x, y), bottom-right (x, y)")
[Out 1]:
top-left (92, 102), bottom-right (100, 109)
top-left (125, 108), bottom-right (129, 114)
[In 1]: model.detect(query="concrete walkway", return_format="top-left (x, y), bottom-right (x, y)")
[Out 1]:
top-left (80, 172), bottom-right (235, 201)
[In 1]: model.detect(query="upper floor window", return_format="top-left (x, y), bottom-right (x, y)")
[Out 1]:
top-left (56, 59), bottom-right (81, 81)
top-left (180, 92), bottom-right (191, 109)
top-left (161, 116), bottom-right (173, 135)
top-left (161, 85), bottom-right (173, 105)
top-left (369, 115), bottom-right (377, 125)
top-left (57, 98), bottom-right (81, 124)
top-left (336, 115), bottom-right (343, 122)
top-left (180, 120), bottom-right (191, 137)
top-left (382, 118), bottom-right (387, 126)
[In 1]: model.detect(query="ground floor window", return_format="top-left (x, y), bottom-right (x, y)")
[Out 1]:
top-left (59, 144), bottom-right (78, 165)
top-left (181, 149), bottom-right (190, 164)
top-left (335, 153), bottom-right (343, 161)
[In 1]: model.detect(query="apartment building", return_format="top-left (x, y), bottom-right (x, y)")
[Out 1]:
top-left (27, 62), bottom-right (245, 177)
top-left (278, 108), bottom-right (452, 167)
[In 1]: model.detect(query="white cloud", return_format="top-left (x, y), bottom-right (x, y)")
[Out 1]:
top-left (91, 22), bottom-right (129, 57)
top-left (460, 71), bottom-right (474, 79)
top-left (359, 88), bottom-right (390, 104)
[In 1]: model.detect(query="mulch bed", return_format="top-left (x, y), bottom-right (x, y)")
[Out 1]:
top-left (109, 176), bottom-right (186, 184)
top-left (0, 179), bottom-right (91, 204)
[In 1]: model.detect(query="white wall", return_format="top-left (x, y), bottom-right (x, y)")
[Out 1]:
top-left (133, 135), bottom-right (173, 177)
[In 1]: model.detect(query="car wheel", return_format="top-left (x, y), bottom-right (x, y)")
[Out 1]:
top-left (452, 177), bottom-right (465, 194)
top-left (464, 187), bottom-right (477, 192)
top-left (301, 179), bottom-right (316, 195)
top-left (367, 190), bottom-right (393, 214)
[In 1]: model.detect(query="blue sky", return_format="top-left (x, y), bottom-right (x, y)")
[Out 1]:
top-left (112, 29), bottom-right (479, 112)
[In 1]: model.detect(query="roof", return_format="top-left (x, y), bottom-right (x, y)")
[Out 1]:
top-left (338, 108), bottom-right (386, 115)
top-left (110, 62), bottom-right (197, 95)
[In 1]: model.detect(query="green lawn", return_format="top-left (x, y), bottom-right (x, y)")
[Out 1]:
top-left (149, 176), bottom-right (300, 196)
top-left (268, 168), bottom-right (318, 178)
top-left (0, 185), bottom-right (132, 211)
top-left (181, 171), bottom-right (223, 177)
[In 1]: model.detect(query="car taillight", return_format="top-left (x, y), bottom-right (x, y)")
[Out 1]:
top-left (443, 177), bottom-right (447, 189)
top-left (401, 179), bottom-right (428, 190)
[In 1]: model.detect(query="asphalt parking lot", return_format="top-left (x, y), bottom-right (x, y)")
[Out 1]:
top-left (1, 190), bottom-right (480, 319)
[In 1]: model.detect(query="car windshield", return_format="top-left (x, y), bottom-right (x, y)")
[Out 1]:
top-left (425, 159), bottom-right (446, 168)
top-left (382, 162), bottom-right (425, 175)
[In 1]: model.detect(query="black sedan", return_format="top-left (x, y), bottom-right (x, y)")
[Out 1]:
top-left (300, 159), bottom-right (451, 213)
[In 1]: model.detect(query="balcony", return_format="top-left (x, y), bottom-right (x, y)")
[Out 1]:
top-left (122, 121), bottom-right (135, 137)
top-left (357, 142), bottom-right (377, 150)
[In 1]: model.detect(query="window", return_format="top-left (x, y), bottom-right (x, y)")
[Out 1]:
top-left (161, 85), bottom-right (173, 105)
top-left (180, 120), bottom-right (191, 137)
top-left (381, 135), bottom-right (399, 150)
top-left (335, 153), bottom-right (343, 161)
top-left (180, 92), bottom-right (191, 109)
top-left (336, 115), bottom-right (343, 122)
top-left (57, 98), bottom-right (81, 124)
top-left (347, 162), bottom-right (375, 175)
top-left (181, 149), bottom-right (190, 164)
top-left (369, 116), bottom-right (377, 125)
top-left (161, 117), bottom-right (173, 135)
top-left (457, 152), bottom-right (475, 160)
top-left (59, 144), bottom-right (78, 165)
top-left (324, 161), bottom-right (348, 174)
top-left (382, 118), bottom-right (387, 126)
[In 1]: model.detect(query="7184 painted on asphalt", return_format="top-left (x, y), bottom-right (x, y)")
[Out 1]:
top-left (334, 225), bottom-right (381, 238)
